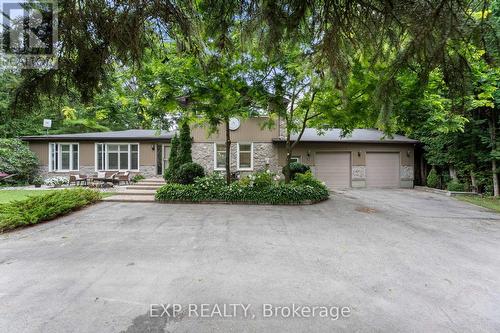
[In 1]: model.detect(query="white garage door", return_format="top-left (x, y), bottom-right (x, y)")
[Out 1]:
top-left (315, 152), bottom-right (351, 189)
top-left (366, 152), bottom-right (400, 188)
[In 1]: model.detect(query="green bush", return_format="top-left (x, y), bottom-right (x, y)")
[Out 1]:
top-left (447, 180), bottom-right (465, 192)
top-left (132, 174), bottom-right (145, 183)
top-left (240, 171), bottom-right (276, 188)
top-left (178, 122), bottom-right (193, 166)
top-left (176, 162), bottom-right (205, 184)
top-left (164, 134), bottom-right (180, 182)
top-left (156, 171), bottom-right (329, 205)
top-left (0, 189), bottom-right (102, 232)
top-left (293, 171), bottom-right (325, 188)
top-left (0, 139), bottom-right (38, 183)
top-left (426, 168), bottom-right (439, 188)
top-left (283, 162), bottom-right (311, 180)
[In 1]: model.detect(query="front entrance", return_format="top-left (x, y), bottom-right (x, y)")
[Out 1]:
top-left (156, 144), bottom-right (170, 176)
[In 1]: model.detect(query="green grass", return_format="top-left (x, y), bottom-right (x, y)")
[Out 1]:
top-left (0, 189), bottom-right (102, 232)
top-left (0, 190), bottom-right (57, 203)
top-left (456, 195), bottom-right (500, 213)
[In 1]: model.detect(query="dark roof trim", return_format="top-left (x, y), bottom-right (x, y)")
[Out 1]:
top-left (272, 139), bottom-right (417, 144)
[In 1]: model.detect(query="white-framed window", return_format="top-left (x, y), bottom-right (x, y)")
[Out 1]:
top-left (214, 143), bottom-right (226, 170)
top-left (95, 143), bottom-right (139, 171)
top-left (49, 143), bottom-right (79, 171)
top-left (290, 156), bottom-right (301, 163)
top-left (237, 143), bottom-right (253, 170)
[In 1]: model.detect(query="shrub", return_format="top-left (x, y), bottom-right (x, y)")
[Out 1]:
top-left (293, 171), bottom-right (327, 189)
top-left (0, 189), bottom-right (102, 232)
top-left (283, 162), bottom-right (311, 180)
top-left (426, 168), bottom-right (439, 188)
top-left (178, 122), bottom-right (193, 166)
top-left (176, 162), bottom-right (205, 184)
top-left (0, 139), bottom-right (38, 183)
top-left (131, 174), bottom-right (145, 183)
top-left (164, 134), bottom-right (180, 182)
top-left (45, 177), bottom-right (69, 187)
top-left (156, 171), bottom-right (329, 205)
top-left (447, 180), bottom-right (465, 192)
top-left (32, 176), bottom-right (44, 186)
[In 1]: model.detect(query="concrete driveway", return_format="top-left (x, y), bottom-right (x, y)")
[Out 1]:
top-left (1, 189), bottom-right (499, 332)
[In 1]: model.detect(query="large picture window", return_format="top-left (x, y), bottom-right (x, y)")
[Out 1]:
top-left (96, 143), bottom-right (139, 171)
top-left (214, 143), bottom-right (226, 170)
top-left (49, 143), bottom-right (79, 171)
top-left (237, 143), bottom-right (253, 170)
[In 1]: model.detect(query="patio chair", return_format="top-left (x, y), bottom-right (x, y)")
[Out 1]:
top-left (113, 171), bottom-right (131, 185)
top-left (69, 174), bottom-right (88, 186)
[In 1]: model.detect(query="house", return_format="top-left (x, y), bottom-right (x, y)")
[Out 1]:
top-left (21, 117), bottom-right (417, 189)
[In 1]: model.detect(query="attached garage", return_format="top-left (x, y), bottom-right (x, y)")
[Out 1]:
top-left (315, 152), bottom-right (351, 189)
top-left (366, 152), bottom-right (400, 188)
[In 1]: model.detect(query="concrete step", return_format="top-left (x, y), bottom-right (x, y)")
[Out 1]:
top-left (140, 178), bottom-right (165, 183)
top-left (135, 182), bottom-right (165, 186)
top-left (126, 185), bottom-right (163, 190)
top-left (115, 189), bottom-right (157, 196)
top-left (103, 195), bottom-right (156, 202)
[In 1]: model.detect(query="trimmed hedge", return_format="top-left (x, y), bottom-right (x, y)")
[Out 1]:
top-left (0, 189), bottom-right (102, 232)
top-left (156, 172), bottom-right (329, 205)
top-left (177, 162), bottom-right (205, 184)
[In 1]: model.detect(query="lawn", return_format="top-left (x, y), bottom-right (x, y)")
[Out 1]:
top-left (0, 189), bottom-right (114, 204)
top-left (456, 195), bottom-right (500, 213)
top-left (0, 190), bottom-right (57, 203)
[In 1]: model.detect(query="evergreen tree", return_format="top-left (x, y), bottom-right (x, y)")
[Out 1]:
top-left (177, 122), bottom-right (193, 165)
top-left (164, 134), bottom-right (180, 182)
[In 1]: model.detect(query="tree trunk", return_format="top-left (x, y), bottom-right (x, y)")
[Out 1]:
top-left (225, 118), bottom-right (231, 186)
top-left (449, 166), bottom-right (458, 181)
top-left (284, 138), bottom-right (292, 183)
top-left (470, 170), bottom-right (477, 193)
top-left (489, 111), bottom-right (499, 197)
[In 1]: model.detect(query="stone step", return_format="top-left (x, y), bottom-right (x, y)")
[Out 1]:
top-left (140, 178), bottom-right (165, 183)
top-left (115, 189), bottom-right (157, 196)
top-left (103, 195), bottom-right (156, 202)
top-left (135, 182), bottom-right (165, 186)
top-left (126, 185), bottom-right (163, 190)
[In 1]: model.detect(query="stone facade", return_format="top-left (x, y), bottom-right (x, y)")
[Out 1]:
top-left (352, 166), bottom-right (366, 180)
top-left (400, 165), bottom-right (414, 180)
top-left (192, 142), bottom-right (280, 175)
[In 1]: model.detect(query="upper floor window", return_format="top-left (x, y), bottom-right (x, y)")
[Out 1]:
top-left (214, 143), bottom-right (226, 170)
top-left (237, 143), bottom-right (253, 170)
top-left (96, 143), bottom-right (139, 171)
top-left (49, 143), bottom-right (79, 171)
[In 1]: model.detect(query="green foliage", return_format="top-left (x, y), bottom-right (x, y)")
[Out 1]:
top-left (178, 122), bottom-right (193, 165)
top-left (131, 174), bottom-right (145, 183)
top-left (284, 162), bottom-right (311, 180)
top-left (54, 119), bottom-right (110, 134)
top-left (292, 171), bottom-right (325, 188)
top-left (32, 176), bottom-right (44, 186)
top-left (240, 171), bottom-right (276, 189)
top-left (447, 180), bottom-right (465, 192)
top-left (156, 171), bottom-right (329, 204)
top-left (176, 162), bottom-right (205, 185)
top-left (0, 189), bottom-right (102, 232)
top-left (0, 139), bottom-right (39, 183)
top-left (164, 134), bottom-right (180, 182)
top-left (426, 168), bottom-right (440, 188)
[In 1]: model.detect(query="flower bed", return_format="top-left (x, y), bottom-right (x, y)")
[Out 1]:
top-left (156, 171), bottom-right (329, 205)
top-left (0, 188), bottom-right (102, 232)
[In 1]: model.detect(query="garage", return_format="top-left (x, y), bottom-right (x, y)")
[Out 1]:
top-left (315, 152), bottom-right (351, 189)
top-left (366, 152), bottom-right (400, 188)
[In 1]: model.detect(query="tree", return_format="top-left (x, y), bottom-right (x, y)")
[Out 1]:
top-left (164, 134), bottom-right (180, 182)
top-left (178, 122), bottom-right (193, 166)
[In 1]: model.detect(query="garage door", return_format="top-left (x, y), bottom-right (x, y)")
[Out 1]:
top-left (315, 152), bottom-right (351, 189)
top-left (366, 152), bottom-right (400, 188)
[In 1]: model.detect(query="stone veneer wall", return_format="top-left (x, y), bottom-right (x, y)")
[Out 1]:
top-left (192, 142), bottom-right (280, 175)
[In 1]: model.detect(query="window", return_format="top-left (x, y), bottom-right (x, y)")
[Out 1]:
top-left (96, 143), bottom-right (139, 171)
top-left (49, 143), bottom-right (79, 171)
top-left (237, 143), bottom-right (253, 170)
top-left (290, 156), bottom-right (301, 163)
top-left (214, 143), bottom-right (226, 170)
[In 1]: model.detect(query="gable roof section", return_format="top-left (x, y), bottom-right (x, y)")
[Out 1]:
top-left (21, 129), bottom-right (175, 142)
top-left (273, 128), bottom-right (418, 144)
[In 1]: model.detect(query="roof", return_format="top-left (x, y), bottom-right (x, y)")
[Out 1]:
top-left (273, 128), bottom-right (418, 144)
top-left (21, 129), bottom-right (175, 142)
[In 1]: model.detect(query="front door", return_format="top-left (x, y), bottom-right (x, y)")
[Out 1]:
top-left (156, 144), bottom-right (170, 176)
